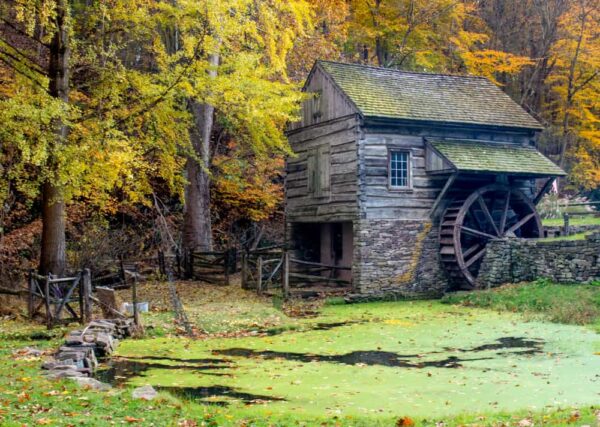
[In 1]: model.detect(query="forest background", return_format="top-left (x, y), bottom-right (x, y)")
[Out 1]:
top-left (0, 0), bottom-right (598, 286)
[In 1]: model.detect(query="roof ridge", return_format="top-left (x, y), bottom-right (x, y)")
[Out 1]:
top-left (317, 59), bottom-right (488, 80)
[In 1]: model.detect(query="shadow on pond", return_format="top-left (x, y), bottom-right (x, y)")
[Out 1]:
top-left (96, 356), bottom-right (232, 386)
top-left (213, 336), bottom-right (545, 369)
top-left (157, 385), bottom-right (285, 406)
top-left (212, 348), bottom-right (487, 368)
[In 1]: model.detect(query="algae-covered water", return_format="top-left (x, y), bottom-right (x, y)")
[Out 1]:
top-left (103, 301), bottom-right (600, 419)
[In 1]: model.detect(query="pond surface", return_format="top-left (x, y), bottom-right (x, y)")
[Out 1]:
top-left (106, 301), bottom-right (600, 418)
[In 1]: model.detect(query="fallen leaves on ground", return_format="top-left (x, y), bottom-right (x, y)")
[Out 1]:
top-left (396, 416), bottom-right (415, 426)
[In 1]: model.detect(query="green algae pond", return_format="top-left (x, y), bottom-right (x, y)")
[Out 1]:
top-left (98, 301), bottom-right (600, 421)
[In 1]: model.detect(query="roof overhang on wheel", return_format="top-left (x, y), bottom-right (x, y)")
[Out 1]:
top-left (425, 139), bottom-right (566, 178)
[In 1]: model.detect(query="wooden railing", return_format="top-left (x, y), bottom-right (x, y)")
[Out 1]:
top-left (241, 247), bottom-right (288, 296)
top-left (241, 247), bottom-right (351, 297)
top-left (288, 258), bottom-right (351, 287)
top-left (183, 248), bottom-right (237, 285)
top-left (28, 269), bottom-right (92, 329)
top-left (561, 201), bottom-right (599, 236)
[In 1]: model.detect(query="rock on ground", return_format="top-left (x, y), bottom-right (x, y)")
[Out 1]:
top-left (132, 385), bottom-right (158, 400)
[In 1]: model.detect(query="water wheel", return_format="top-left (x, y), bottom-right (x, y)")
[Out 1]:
top-left (439, 184), bottom-right (543, 289)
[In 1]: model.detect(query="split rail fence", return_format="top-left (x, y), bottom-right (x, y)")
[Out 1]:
top-left (241, 247), bottom-right (351, 297)
top-left (28, 269), bottom-right (92, 329)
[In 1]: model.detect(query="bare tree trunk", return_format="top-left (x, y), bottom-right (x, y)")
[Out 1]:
top-left (40, 0), bottom-right (69, 275)
top-left (182, 53), bottom-right (219, 252)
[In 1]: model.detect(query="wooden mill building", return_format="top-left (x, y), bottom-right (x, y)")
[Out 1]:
top-left (285, 61), bottom-right (565, 296)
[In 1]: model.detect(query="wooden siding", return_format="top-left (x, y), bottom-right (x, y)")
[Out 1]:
top-left (288, 65), bottom-right (357, 131)
top-left (358, 134), bottom-right (448, 220)
top-left (286, 115), bottom-right (360, 222)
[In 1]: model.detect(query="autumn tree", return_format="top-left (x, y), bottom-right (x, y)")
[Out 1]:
top-left (153, 0), bottom-right (311, 252)
top-left (0, 0), bottom-right (188, 274)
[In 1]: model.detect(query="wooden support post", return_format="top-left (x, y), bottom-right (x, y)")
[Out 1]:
top-left (257, 256), bottom-right (263, 295)
top-left (282, 251), bottom-right (290, 299)
top-left (176, 249), bottom-right (182, 279)
top-left (563, 212), bottom-right (570, 236)
top-left (83, 268), bottom-right (92, 323)
top-left (28, 270), bottom-right (35, 319)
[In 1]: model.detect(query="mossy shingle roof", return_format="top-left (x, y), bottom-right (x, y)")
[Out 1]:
top-left (429, 139), bottom-right (566, 176)
top-left (318, 61), bottom-right (543, 130)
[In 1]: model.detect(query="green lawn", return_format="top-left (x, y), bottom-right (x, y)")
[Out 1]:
top-left (542, 216), bottom-right (600, 226)
top-left (1, 283), bottom-right (600, 426)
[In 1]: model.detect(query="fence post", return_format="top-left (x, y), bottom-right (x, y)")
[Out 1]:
top-left (257, 256), bottom-right (263, 295)
top-left (158, 250), bottom-right (166, 277)
top-left (132, 267), bottom-right (139, 327)
top-left (83, 268), bottom-right (92, 323)
top-left (44, 274), bottom-right (52, 329)
top-left (282, 250), bottom-right (290, 299)
top-left (28, 270), bottom-right (35, 319)
top-left (241, 252), bottom-right (247, 289)
top-left (563, 212), bottom-right (570, 236)
top-left (224, 248), bottom-right (230, 286)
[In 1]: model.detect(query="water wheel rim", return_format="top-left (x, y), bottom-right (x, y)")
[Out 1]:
top-left (448, 184), bottom-right (543, 289)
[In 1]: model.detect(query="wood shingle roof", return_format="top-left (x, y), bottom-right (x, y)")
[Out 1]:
top-left (317, 61), bottom-right (543, 131)
top-left (428, 139), bottom-right (566, 176)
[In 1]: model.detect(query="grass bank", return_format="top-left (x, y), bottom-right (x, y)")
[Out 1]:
top-left (542, 216), bottom-right (600, 226)
top-left (442, 279), bottom-right (600, 330)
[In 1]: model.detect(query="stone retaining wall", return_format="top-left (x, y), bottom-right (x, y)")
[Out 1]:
top-left (478, 232), bottom-right (600, 287)
top-left (349, 219), bottom-right (447, 300)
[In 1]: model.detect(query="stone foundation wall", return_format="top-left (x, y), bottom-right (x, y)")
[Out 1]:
top-left (350, 219), bottom-right (447, 300)
top-left (478, 232), bottom-right (600, 287)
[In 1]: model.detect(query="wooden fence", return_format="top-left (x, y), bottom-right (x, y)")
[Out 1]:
top-left (183, 248), bottom-right (237, 285)
top-left (241, 247), bottom-right (289, 296)
top-left (28, 269), bottom-right (92, 329)
top-left (241, 247), bottom-right (351, 297)
top-left (562, 201), bottom-right (600, 236)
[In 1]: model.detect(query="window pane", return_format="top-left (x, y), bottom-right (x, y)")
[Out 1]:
top-left (390, 151), bottom-right (409, 187)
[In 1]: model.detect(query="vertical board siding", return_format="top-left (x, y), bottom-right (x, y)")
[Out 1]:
top-left (289, 66), bottom-right (357, 131)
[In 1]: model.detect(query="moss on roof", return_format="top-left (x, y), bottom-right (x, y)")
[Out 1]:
top-left (429, 139), bottom-right (566, 176)
top-left (318, 60), bottom-right (542, 130)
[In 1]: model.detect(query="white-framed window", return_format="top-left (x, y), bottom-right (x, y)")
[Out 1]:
top-left (388, 149), bottom-right (411, 189)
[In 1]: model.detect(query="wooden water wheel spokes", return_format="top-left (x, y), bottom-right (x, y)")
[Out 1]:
top-left (440, 184), bottom-right (543, 289)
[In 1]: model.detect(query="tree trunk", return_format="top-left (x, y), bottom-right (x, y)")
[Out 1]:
top-left (182, 53), bottom-right (219, 252)
top-left (39, 0), bottom-right (69, 276)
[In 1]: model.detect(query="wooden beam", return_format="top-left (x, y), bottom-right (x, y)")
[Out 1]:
top-left (429, 173), bottom-right (457, 220)
top-left (533, 177), bottom-right (555, 205)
